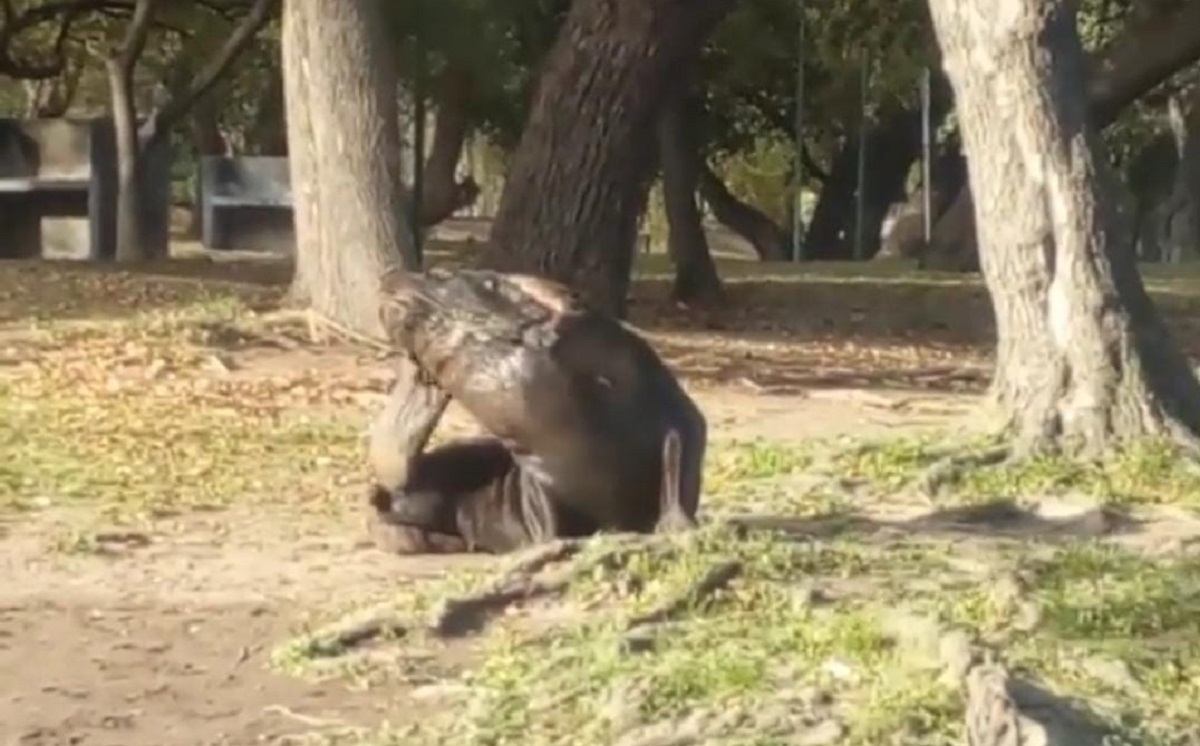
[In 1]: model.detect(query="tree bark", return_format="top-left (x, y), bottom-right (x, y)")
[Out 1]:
top-left (697, 165), bottom-right (790, 261)
top-left (106, 0), bottom-right (157, 263)
top-left (283, 0), bottom-right (415, 337)
top-left (929, 0), bottom-right (1200, 455)
top-left (929, 0), bottom-right (1200, 272)
top-left (483, 0), bottom-right (734, 317)
top-left (657, 85), bottom-right (724, 308)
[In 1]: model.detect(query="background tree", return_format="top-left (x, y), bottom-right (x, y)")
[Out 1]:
top-left (107, 0), bottom-right (275, 261)
top-left (482, 0), bottom-right (734, 316)
top-left (282, 0), bottom-right (414, 337)
top-left (923, 0), bottom-right (1200, 272)
top-left (927, 0), bottom-right (1200, 455)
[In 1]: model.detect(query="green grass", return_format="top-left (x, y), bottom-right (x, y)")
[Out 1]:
top-left (277, 523), bottom-right (1200, 746)
top-left (834, 434), bottom-right (1200, 510)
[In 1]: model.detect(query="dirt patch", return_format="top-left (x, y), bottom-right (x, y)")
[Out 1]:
top-left (0, 380), bottom-right (967, 746)
top-left (4, 256), bottom-right (1198, 745)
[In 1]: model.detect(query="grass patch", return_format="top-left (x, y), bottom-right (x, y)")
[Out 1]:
top-left (0, 295), bottom-right (364, 521)
top-left (834, 434), bottom-right (1200, 510)
top-left (702, 439), bottom-right (850, 518)
top-left (287, 526), bottom-right (1200, 746)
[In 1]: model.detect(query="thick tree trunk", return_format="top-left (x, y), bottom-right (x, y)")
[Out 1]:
top-left (697, 166), bottom-right (790, 261)
top-left (930, 0), bottom-right (1200, 273)
top-left (483, 0), bottom-right (733, 317)
top-left (283, 0), bottom-right (415, 337)
top-left (929, 0), bottom-right (1200, 455)
top-left (657, 85), bottom-right (724, 308)
top-left (804, 85), bottom-right (950, 261)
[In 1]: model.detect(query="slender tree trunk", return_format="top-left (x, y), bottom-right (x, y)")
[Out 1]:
top-left (283, 0), bottom-right (415, 337)
top-left (105, 0), bottom-right (156, 263)
top-left (107, 56), bottom-right (144, 262)
top-left (929, 0), bottom-right (1200, 455)
top-left (417, 64), bottom-right (478, 226)
top-left (697, 165), bottom-right (790, 261)
top-left (657, 84), bottom-right (724, 308)
top-left (281, 2), bottom-right (320, 294)
top-left (483, 0), bottom-right (734, 317)
top-left (1158, 87), bottom-right (1200, 261)
top-left (250, 62), bottom-right (287, 155)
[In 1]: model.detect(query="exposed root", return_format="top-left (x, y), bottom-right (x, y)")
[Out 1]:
top-left (964, 662), bottom-right (1112, 746)
top-left (626, 559), bottom-right (742, 631)
top-left (430, 534), bottom-right (692, 638)
top-left (429, 539), bottom-right (588, 638)
top-left (915, 444), bottom-right (1012, 498)
top-left (303, 610), bottom-right (409, 657)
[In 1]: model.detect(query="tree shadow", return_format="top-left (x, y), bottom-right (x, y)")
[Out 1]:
top-left (723, 497), bottom-right (1145, 545)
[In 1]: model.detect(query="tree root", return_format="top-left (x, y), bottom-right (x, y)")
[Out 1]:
top-left (429, 538), bottom-right (588, 638)
top-left (914, 444), bottom-right (1012, 498)
top-left (303, 610), bottom-right (409, 658)
top-left (626, 559), bottom-right (742, 631)
top-left (430, 534), bottom-right (701, 639)
top-left (964, 661), bottom-right (1112, 746)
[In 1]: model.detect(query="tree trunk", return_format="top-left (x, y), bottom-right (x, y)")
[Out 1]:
top-left (483, 0), bottom-right (733, 317)
top-left (1158, 88), bottom-right (1200, 262)
top-left (881, 143), bottom-right (968, 261)
top-left (657, 85), bottom-right (724, 308)
top-left (416, 64), bottom-right (478, 227)
top-left (930, 0), bottom-right (1200, 273)
top-left (697, 165), bottom-right (790, 261)
top-left (106, 56), bottom-right (144, 263)
top-left (250, 63), bottom-right (288, 156)
top-left (929, 0), bottom-right (1200, 455)
top-left (804, 85), bottom-right (950, 261)
top-left (283, 0), bottom-right (415, 337)
top-left (105, 0), bottom-right (157, 263)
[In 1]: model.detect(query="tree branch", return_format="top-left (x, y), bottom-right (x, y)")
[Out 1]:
top-left (0, 0), bottom-right (112, 79)
top-left (138, 0), bottom-right (276, 146)
top-left (114, 0), bottom-right (156, 70)
top-left (1088, 0), bottom-right (1200, 126)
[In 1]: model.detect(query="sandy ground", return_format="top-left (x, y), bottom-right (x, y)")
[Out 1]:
top-left (0, 346), bottom-right (976, 746)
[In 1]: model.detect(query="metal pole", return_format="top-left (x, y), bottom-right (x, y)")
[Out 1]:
top-left (852, 54), bottom-right (869, 261)
top-left (921, 67), bottom-right (933, 244)
top-left (411, 0), bottom-right (427, 265)
top-left (790, 0), bottom-right (805, 262)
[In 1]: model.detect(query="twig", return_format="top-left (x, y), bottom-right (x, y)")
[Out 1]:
top-left (305, 309), bottom-right (395, 353)
top-left (262, 704), bottom-right (349, 729)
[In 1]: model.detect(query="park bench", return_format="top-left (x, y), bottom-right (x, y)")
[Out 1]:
top-left (0, 117), bottom-right (171, 261)
top-left (198, 155), bottom-right (295, 253)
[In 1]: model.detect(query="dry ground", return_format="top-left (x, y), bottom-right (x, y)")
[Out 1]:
top-left (3, 246), bottom-right (1200, 745)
